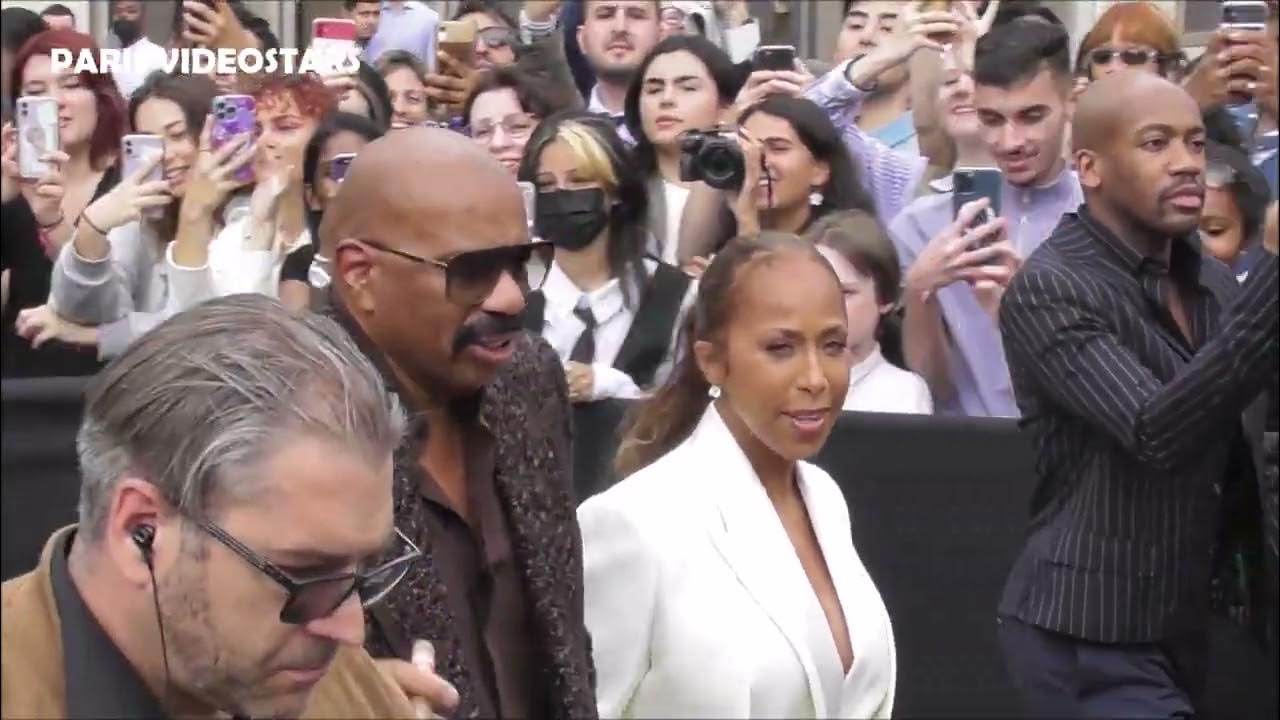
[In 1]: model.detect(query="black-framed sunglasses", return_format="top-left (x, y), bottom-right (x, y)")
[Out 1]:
top-left (477, 26), bottom-right (517, 49)
top-left (1089, 47), bottom-right (1163, 67)
top-left (358, 239), bottom-right (554, 306)
top-left (192, 517), bottom-right (422, 625)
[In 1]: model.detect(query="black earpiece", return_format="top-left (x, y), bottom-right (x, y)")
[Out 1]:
top-left (131, 524), bottom-right (155, 562)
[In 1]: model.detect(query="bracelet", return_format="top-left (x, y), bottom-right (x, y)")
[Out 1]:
top-left (37, 210), bottom-right (65, 230)
top-left (78, 210), bottom-right (108, 236)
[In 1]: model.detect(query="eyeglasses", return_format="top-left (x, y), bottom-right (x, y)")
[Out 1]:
top-left (1089, 47), bottom-right (1163, 67)
top-left (470, 113), bottom-right (536, 144)
top-left (477, 26), bottom-right (517, 49)
top-left (357, 239), bottom-right (554, 306)
top-left (192, 517), bottom-right (421, 625)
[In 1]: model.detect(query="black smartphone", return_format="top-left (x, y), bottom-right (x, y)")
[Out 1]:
top-left (952, 167), bottom-right (1003, 242)
top-left (754, 45), bottom-right (797, 72)
top-left (1221, 0), bottom-right (1269, 29)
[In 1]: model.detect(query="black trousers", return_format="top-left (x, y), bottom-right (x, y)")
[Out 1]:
top-left (997, 616), bottom-right (1207, 718)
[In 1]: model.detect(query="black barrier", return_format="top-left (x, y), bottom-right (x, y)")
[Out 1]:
top-left (4, 378), bottom-right (1269, 717)
top-left (1, 377), bottom-right (86, 581)
top-left (814, 412), bottom-right (1033, 717)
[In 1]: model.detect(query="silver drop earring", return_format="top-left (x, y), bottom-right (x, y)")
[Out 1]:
top-left (809, 190), bottom-right (824, 207)
top-left (708, 385), bottom-right (722, 399)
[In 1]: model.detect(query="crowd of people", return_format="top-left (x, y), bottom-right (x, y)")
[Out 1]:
top-left (0, 0), bottom-right (1277, 718)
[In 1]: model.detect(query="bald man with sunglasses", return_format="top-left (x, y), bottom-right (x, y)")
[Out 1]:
top-left (317, 126), bottom-right (597, 720)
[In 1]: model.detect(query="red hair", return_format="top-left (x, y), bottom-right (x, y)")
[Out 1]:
top-left (10, 29), bottom-right (127, 171)
top-left (1080, 2), bottom-right (1181, 58)
top-left (249, 74), bottom-right (337, 121)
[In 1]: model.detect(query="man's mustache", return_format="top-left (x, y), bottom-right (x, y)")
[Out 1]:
top-left (453, 312), bottom-right (526, 354)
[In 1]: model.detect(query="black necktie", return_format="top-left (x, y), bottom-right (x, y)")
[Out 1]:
top-left (570, 299), bottom-right (596, 364)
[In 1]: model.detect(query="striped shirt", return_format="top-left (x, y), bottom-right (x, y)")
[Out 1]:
top-left (996, 206), bottom-right (1279, 643)
top-left (803, 60), bottom-right (927, 227)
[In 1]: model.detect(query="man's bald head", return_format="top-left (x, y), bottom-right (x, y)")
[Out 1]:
top-left (319, 127), bottom-right (526, 261)
top-left (1073, 69), bottom-right (1207, 243)
top-left (1072, 70), bottom-right (1198, 156)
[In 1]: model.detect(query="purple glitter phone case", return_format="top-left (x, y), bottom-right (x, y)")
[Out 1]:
top-left (211, 95), bottom-right (255, 184)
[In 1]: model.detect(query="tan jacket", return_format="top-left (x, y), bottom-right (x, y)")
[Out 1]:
top-left (1, 526), bottom-right (417, 719)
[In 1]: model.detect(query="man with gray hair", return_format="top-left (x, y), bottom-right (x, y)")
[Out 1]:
top-left (1, 295), bottom-right (421, 718)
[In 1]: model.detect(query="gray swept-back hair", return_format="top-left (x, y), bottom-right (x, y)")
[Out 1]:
top-left (76, 294), bottom-right (405, 543)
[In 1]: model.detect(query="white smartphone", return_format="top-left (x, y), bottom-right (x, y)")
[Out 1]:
top-left (123, 134), bottom-right (166, 219)
top-left (122, 134), bottom-right (164, 183)
top-left (16, 96), bottom-right (59, 179)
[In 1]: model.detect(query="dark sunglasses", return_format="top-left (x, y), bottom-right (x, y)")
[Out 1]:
top-left (358, 239), bottom-right (553, 306)
top-left (1089, 47), bottom-right (1163, 67)
top-left (192, 517), bottom-right (421, 625)
top-left (478, 26), bottom-right (517, 49)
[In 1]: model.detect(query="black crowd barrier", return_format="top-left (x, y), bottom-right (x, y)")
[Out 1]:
top-left (5, 380), bottom-right (1271, 717)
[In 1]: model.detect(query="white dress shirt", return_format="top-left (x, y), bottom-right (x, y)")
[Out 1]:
top-left (579, 405), bottom-right (897, 718)
top-left (537, 259), bottom-right (691, 400)
top-left (842, 346), bottom-right (933, 414)
top-left (113, 37), bottom-right (168, 100)
top-left (588, 85), bottom-right (635, 145)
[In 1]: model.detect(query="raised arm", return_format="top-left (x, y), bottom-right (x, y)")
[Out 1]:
top-left (1000, 254), bottom-right (1279, 472)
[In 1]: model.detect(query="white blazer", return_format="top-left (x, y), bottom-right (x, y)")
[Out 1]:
top-left (579, 406), bottom-right (896, 719)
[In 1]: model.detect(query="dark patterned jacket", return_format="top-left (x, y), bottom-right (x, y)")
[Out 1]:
top-left (328, 304), bottom-right (597, 720)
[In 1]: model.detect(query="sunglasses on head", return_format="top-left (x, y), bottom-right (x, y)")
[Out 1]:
top-left (1089, 47), bottom-right (1163, 67)
top-left (192, 516), bottom-right (421, 625)
top-left (355, 239), bottom-right (554, 306)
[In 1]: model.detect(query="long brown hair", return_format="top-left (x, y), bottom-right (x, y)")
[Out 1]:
top-left (614, 232), bottom-right (828, 479)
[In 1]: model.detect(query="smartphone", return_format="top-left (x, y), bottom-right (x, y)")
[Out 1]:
top-left (952, 167), bottom-right (1003, 239)
top-left (1221, 0), bottom-right (1269, 30)
top-left (122, 134), bottom-right (164, 183)
top-left (16, 96), bottom-right (59, 180)
top-left (329, 152), bottom-right (357, 183)
top-left (753, 45), bottom-right (797, 72)
top-left (438, 20), bottom-right (477, 68)
top-left (211, 94), bottom-right (255, 184)
top-left (311, 18), bottom-right (358, 77)
top-left (518, 180), bottom-right (536, 235)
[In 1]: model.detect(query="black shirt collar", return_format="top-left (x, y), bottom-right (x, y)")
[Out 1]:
top-left (50, 529), bottom-right (168, 719)
top-left (1076, 204), bottom-right (1205, 288)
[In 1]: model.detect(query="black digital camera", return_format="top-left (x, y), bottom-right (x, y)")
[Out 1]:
top-left (679, 130), bottom-right (745, 191)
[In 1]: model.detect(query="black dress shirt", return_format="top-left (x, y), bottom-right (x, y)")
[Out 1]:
top-left (997, 206), bottom-right (1279, 644)
top-left (49, 529), bottom-right (167, 718)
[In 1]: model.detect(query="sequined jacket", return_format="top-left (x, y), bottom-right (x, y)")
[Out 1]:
top-left (328, 305), bottom-right (598, 720)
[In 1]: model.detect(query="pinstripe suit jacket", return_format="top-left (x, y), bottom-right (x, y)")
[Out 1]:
top-left (997, 207), bottom-right (1279, 644)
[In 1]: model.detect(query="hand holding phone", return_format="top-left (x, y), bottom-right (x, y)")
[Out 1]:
top-left (952, 167), bottom-right (1002, 235)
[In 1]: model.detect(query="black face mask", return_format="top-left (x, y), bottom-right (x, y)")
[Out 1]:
top-left (534, 188), bottom-right (610, 252)
top-left (112, 18), bottom-right (142, 47)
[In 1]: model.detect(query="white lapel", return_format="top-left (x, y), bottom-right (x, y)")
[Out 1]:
top-left (690, 406), bottom-right (828, 717)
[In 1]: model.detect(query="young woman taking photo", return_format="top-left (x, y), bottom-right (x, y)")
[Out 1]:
top-left (2, 29), bottom-right (125, 376)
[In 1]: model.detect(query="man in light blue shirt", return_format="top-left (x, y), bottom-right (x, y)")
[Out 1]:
top-left (365, 0), bottom-right (438, 66)
top-left (890, 19), bottom-right (1081, 418)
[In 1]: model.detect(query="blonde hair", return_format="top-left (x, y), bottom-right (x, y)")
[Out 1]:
top-left (551, 120), bottom-right (620, 194)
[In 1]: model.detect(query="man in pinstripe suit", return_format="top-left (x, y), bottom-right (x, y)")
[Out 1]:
top-left (996, 70), bottom-right (1279, 716)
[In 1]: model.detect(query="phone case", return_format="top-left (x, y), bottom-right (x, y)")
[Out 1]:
top-left (311, 19), bottom-right (357, 76)
top-left (16, 97), bottom-right (59, 179)
top-left (123, 135), bottom-right (164, 184)
top-left (755, 46), bottom-right (796, 71)
top-left (952, 168), bottom-right (1003, 230)
top-left (211, 95), bottom-right (255, 184)
top-left (438, 21), bottom-right (476, 65)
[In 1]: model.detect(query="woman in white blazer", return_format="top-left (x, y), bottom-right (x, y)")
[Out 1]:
top-left (579, 233), bottom-right (896, 719)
